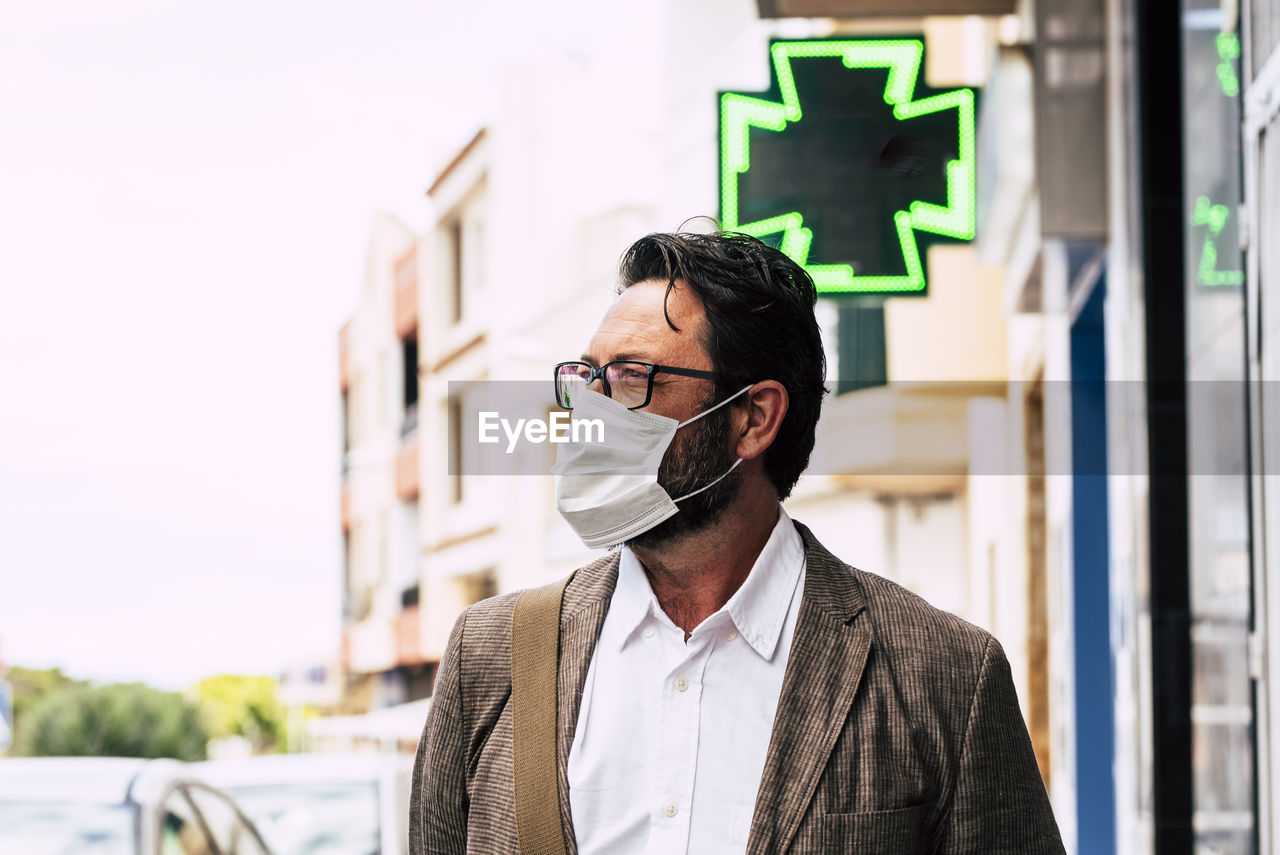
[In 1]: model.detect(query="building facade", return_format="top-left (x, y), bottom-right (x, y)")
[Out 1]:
top-left (338, 212), bottom-right (431, 713)
top-left (333, 1), bottom-right (1280, 852)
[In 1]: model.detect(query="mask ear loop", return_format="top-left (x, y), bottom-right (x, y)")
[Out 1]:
top-left (670, 383), bottom-right (753, 503)
top-left (675, 383), bottom-right (755, 429)
top-left (672, 457), bottom-right (743, 503)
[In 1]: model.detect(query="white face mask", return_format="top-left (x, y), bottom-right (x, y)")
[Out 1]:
top-left (551, 385), bottom-right (752, 549)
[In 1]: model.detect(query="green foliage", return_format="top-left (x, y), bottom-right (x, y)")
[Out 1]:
top-left (13, 682), bottom-right (209, 761)
top-left (194, 675), bottom-right (286, 754)
top-left (7, 666), bottom-right (88, 740)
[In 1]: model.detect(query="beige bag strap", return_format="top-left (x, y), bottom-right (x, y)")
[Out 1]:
top-left (511, 574), bottom-right (573, 855)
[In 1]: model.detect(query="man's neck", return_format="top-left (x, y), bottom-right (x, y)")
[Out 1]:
top-left (629, 490), bottom-right (781, 638)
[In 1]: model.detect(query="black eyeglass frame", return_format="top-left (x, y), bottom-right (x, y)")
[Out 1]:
top-left (553, 360), bottom-right (721, 410)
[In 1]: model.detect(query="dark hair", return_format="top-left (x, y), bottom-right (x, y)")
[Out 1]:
top-left (618, 230), bottom-right (828, 500)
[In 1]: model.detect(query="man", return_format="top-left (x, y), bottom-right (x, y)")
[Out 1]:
top-left (411, 231), bottom-right (1065, 854)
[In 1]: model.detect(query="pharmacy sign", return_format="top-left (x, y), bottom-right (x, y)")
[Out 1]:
top-left (720, 39), bottom-right (978, 295)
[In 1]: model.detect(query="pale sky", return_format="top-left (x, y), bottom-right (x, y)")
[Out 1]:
top-left (0, 0), bottom-right (500, 689)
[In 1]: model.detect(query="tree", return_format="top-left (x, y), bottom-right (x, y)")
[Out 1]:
top-left (6, 666), bottom-right (87, 737)
top-left (14, 682), bottom-right (209, 761)
top-left (194, 675), bottom-right (286, 754)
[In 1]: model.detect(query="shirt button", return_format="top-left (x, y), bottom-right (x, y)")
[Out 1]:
top-left (663, 803), bottom-right (678, 817)
top-left (674, 677), bottom-right (689, 692)
top-left (725, 630), bottom-right (739, 642)
top-left (643, 627), bottom-right (655, 638)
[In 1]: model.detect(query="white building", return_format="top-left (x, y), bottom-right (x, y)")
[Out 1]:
top-left (338, 212), bottom-right (429, 712)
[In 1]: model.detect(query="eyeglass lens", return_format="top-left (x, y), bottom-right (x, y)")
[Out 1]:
top-left (556, 362), bottom-right (651, 409)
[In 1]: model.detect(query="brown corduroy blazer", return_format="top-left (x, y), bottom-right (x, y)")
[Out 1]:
top-left (410, 521), bottom-right (1066, 854)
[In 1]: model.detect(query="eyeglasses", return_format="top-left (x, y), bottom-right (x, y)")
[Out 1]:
top-left (553, 360), bottom-right (719, 410)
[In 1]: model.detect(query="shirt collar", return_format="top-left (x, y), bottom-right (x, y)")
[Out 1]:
top-left (612, 506), bottom-right (805, 660)
top-left (721, 506), bottom-right (805, 660)
top-left (610, 548), bottom-right (662, 651)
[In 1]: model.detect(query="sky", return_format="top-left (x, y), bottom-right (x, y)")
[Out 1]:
top-left (0, 0), bottom-right (493, 689)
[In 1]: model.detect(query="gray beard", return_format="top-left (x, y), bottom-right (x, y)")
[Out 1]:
top-left (624, 404), bottom-right (741, 550)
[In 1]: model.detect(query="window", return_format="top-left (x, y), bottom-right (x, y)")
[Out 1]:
top-left (448, 394), bottom-right (464, 503)
top-left (405, 662), bottom-right (436, 701)
top-left (403, 335), bottom-right (419, 406)
top-left (1181, 12), bottom-right (1254, 854)
top-left (459, 569), bottom-right (498, 605)
top-left (341, 389), bottom-right (351, 455)
top-left (835, 302), bottom-right (888, 395)
top-left (345, 522), bottom-right (371, 621)
top-left (342, 530), bottom-right (352, 617)
top-left (444, 197), bottom-right (487, 325)
top-left (394, 498), bottom-right (420, 595)
top-left (402, 335), bottom-right (419, 438)
top-left (449, 217), bottom-right (464, 323)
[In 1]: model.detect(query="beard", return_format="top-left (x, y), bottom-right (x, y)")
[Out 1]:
top-left (624, 392), bottom-right (742, 551)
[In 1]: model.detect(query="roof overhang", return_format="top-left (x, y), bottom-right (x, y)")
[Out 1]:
top-left (427, 127), bottom-right (488, 200)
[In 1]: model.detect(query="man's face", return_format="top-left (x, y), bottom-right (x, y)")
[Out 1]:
top-left (582, 279), bottom-right (713, 420)
top-left (580, 279), bottom-right (743, 548)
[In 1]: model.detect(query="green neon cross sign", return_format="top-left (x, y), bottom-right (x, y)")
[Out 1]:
top-left (1216, 33), bottom-right (1240, 97)
top-left (1191, 197), bottom-right (1244, 287)
top-left (720, 39), bottom-right (978, 295)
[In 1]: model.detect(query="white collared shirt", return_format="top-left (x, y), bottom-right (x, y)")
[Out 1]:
top-left (567, 507), bottom-right (807, 855)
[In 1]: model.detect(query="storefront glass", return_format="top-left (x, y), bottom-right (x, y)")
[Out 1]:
top-left (1180, 2), bottom-right (1256, 853)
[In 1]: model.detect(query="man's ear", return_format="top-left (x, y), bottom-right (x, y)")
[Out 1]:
top-left (734, 381), bottom-right (788, 461)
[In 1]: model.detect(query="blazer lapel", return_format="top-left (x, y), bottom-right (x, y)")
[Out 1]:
top-left (553, 553), bottom-right (620, 855)
top-left (746, 522), bottom-right (872, 855)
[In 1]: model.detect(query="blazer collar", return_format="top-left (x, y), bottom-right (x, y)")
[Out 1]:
top-left (790, 520), bottom-right (868, 622)
top-left (549, 522), bottom-right (872, 855)
top-left (748, 521), bottom-right (873, 855)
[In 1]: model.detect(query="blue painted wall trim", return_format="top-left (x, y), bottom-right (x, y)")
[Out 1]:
top-left (1070, 274), bottom-right (1117, 854)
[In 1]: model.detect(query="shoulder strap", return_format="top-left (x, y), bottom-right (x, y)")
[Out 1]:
top-left (511, 574), bottom-right (574, 855)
